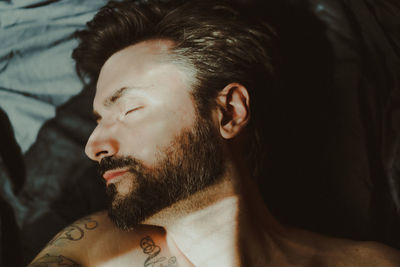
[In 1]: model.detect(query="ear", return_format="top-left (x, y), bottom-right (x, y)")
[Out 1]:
top-left (216, 83), bottom-right (250, 139)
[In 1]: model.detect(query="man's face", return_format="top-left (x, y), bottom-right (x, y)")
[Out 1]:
top-left (85, 40), bottom-right (225, 229)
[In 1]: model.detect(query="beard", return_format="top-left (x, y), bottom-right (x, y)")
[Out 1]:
top-left (98, 115), bottom-right (225, 230)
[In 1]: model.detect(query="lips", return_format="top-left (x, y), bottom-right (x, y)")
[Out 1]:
top-left (103, 169), bottom-right (128, 184)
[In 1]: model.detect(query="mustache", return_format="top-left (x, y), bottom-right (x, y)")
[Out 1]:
top-left (98, 156), bottom-right (142, 177)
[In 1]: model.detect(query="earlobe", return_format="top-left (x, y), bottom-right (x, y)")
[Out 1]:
top-left (216, 83), bottom-right (250, 139)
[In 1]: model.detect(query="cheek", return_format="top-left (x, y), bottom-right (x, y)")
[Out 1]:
top-left (117, 101), bottom-right (196, 165)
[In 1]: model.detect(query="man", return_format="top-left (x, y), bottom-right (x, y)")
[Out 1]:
top-left (29, 0), bottom-right (400, 266)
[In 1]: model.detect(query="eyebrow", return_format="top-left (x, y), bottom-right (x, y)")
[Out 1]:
top-left (104, 86), bottom-right (133, 107)
top-left (92, 86), bottom-right (138, 122)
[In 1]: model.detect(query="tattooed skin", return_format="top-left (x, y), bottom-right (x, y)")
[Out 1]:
top-left (140, 236), bottom-right (178, 267)
top-left (28, 254), bottom-right (80, 267)
top-left (48, 216), bottom-right (98, 247)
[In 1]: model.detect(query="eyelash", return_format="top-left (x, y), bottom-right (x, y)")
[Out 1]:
top-left (125, 107), bottom-right (142, 115)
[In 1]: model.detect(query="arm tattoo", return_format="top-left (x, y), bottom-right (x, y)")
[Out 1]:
top-left (140, 236), bottom-right (178, 267)
top-left (48, 216), bottom-right (98, 247)
top-left (28, 254), bottom-right (80, 267)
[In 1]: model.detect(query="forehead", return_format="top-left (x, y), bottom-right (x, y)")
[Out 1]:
top-left (94, 39), bottom-right (194, 107)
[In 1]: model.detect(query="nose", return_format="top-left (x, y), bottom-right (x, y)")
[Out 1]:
top-left (85, 126), bottom-right (119, 162)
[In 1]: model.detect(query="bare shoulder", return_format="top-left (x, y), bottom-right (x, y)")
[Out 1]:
top-left (28, 211), bottom-right (167, 267)
top-left (311, 231), bottom-right (400, 266)
top-left (338, 241), bottom-right (400, 267)
top-left (285, 227), bottom-right (400, 267)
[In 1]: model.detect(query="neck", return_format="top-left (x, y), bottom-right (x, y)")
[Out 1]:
top-left (143, 163), bottom-right (288, 266)
top-left (143, 176), bottom-right (239, 266)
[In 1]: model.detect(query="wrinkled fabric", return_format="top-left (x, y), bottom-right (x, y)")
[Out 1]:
top-left (308, 0), bottom-right (400, 247)
top-left (0, 1), bottom-right (107, 265)
top-left (0, 0), bottom-right (107, 153)
top-left (254, 0), bottom-right (400, 249)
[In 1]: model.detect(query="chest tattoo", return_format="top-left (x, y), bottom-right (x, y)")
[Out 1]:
top-left (140, 236), bottom-right (178, 267)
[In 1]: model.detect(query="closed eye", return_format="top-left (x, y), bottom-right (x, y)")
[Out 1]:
top-left (125, 106), bottom-right (143, 115)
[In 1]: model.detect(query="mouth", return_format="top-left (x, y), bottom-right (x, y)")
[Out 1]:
top-left (103, 169), bottom-right (129, 185)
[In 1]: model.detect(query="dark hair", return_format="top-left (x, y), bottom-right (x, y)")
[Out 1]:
top-left (72, 0), bottom-right (280, 179)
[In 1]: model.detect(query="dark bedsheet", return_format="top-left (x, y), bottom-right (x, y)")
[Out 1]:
top-left (0, 1), bottom-right (108, 265)
top-left (0, 0), bottom-right (399, 266)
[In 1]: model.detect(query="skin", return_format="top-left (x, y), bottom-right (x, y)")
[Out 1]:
top-left (29, 40), bottom-right (400, 266)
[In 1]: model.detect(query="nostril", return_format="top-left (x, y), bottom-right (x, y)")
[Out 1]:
top-left (95, 150), bottom-right (109, 158)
